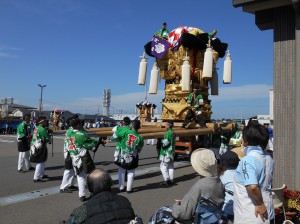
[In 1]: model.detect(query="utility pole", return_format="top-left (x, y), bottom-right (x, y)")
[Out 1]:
top-left (38, 84), bottom-right (46, 111)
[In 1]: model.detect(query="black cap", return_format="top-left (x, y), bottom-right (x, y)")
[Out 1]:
top-left (220, 150), bottom-right (240, 169)
top-left (163, 22), bottom-right (167, 25)
top-left (166, 120), bottom-right (174, 127)
top-left (123, 117), bottom-right (131, 125)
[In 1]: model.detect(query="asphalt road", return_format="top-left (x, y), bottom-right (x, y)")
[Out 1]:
top-left (0, 134), bottom-right (199, 224)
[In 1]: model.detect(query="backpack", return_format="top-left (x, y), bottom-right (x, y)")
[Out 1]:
top-left (193, 197), bottom-right (222, 224)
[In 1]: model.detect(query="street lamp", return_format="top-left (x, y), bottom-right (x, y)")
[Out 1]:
top-left (38, 84), bottom-right (46, 111)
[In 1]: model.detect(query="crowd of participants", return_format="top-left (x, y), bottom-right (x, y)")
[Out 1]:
top-left (14, 113), bottom-right (281, 224)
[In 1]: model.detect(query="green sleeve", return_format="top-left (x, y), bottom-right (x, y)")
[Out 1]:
top-left (154, 29), bottom-right (161, 36)
top-left (195, 94), bottom-right (203, 107)
top-left (17, 123), bottom-right (25, 138)
top-left (75, 131), bottom-right (97, 151)
top-left (39, 126), bottom-right (50, 142)
top-left (116, 126), bottom-right (130, 139)
top-left (187, 93), bottom-right (193, 103)
top-left (60, 204), bottom-right (87, 224)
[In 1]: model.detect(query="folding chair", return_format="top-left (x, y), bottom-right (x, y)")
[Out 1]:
top-left (272, 184), bottom-right (287, 222)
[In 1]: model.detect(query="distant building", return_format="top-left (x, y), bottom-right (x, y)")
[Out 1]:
top-left (0, 97), bottom-right (36, 118)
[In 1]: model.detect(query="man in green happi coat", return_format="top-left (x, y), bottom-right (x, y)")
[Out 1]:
top-left (158, 120), bottom-right (175, 186)
top-left (112, 117), bottom-right (131, 165)
top-left (154, 22), bottom-right (169, 40)
top-left (67, 118), bottom-right (99, 202)
top-left (30, 118), bottom-right (52, 182)
top-left (17, 114), bottom-right (34, 173)
top-left (115, 120), bottom-right (144, 193)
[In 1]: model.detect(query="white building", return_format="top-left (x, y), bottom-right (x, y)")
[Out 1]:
top-left (245, 89), bottom-right (274, 127)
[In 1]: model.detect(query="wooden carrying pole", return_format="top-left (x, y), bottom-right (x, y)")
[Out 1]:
top-left (88, 126), bottom-right (233, 139)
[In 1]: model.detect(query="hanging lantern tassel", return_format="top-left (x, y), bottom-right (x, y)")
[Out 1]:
top-left (210, 70), bottom-right (219, 95)
top-left (149, 62), bottom-right (159, 94)
top-left (223, 51), bottom-right (232, 84)
top-left (138, 52), bottom-right (148, 85)
top-left (202, 46), bottom-right (213, 80)
top-left (181, 52), bottom-right (191, 92)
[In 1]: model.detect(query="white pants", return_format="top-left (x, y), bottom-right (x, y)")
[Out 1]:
top-left (160, 162), bottom-right (174, 181)
top-left (118, 167), bottom-right (135, 191)
top-left (60, 169), bottom-right (76, 190)
top-left (18, 151), bottom-right (31, 171)
top-left (34, 163), bottom-right (45, 180)
top-left (77, 171), bottom-right (87, 198)
top-left (147, 139), bottom-right (155, 145)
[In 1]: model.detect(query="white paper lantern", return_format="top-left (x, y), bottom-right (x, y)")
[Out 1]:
top-left (202, 47), bottom-right (213, 80)
top-left (223, 51), bottom-right (232, 84)
top-left (210, 70), bottom-right (219, 95)
top-left (181, 54), bottom-right (191, 92)
top-left (138, 53), bottom-right (147, 85)
top-left (149, 62), bottom-right (159, 94)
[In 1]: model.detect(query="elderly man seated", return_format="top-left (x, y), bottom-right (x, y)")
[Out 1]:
top-left (60, 168), bottom-right (136, 224)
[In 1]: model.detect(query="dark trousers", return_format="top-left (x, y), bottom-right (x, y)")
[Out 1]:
top-left (183, 109), bottom-right (206, 127)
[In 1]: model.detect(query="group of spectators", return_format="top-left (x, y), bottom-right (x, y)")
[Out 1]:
top-left (149, 120), bottom-right (274, 224)
top-left (0, 120), bottom-right (22, 134)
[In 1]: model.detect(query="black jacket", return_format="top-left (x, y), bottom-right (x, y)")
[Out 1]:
top-left (85, 191), bottom-right (135, 224)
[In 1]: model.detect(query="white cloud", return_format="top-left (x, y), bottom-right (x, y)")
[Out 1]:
top-left (211, 84), bottom-right (272, 102)
top-left (0, 46), bottom-right (23, 58)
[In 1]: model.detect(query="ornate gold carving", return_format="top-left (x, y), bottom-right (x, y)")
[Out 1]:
top-left (156, 46), bottom-right (217, 121)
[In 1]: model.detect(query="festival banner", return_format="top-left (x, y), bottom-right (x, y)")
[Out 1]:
top-left (150, 35), bottom-right (170, 59)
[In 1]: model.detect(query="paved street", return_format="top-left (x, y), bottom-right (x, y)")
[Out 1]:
top-left (0, 134), bottom-right (199, 224)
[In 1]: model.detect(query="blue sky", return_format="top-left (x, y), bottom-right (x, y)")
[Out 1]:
top-left (0, 0), bottom-right (273, 119)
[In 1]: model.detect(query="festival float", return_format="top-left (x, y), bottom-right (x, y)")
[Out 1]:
top-left (50, 109), bottom-right (64, 130)
top-left (86, 25), bottom-right (236, 156)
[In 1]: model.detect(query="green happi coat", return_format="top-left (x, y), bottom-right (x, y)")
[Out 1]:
top-left (115, 127), bottom-right (144, 170)
top-left (158, 128), bottom-right (175, 163)
top-left (64, 127), bottom-right (73, 155)
top-left (120, 129), bottom-right (144, 155)
top-left (68, 129), bottom-right (98, 172)
top-left (112, 125), bottom-right (131, 158)
top-left (154, 29), bottom-right (169, 39)
top-left (17, 121), bottom-right (33, 152)
top-left (30, 124), bottom-right (50, 163)
top-left (187, 92), bottom-right (203, 110)
top-left (31, 124), bottom-right (50, 144)
top-left (229, 130), bottom-right (243, 147)
top-left (17, 122), bottom-right (32, 138)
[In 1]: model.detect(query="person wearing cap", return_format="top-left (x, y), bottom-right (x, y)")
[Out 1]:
top-left (17, 114), bottom-right (35, 173)
top-left (218, 150), bottom-right (240, 223)
top-left (115, 120), bottom-right (144, 193)
top-left (30, 118), bottom-right (52, 182)
top-left (154, 22), bottom-right (169, 40)
top-left (234, 123), bottom-right (274, 223)
top-left (172, 148), bottom-right (225, 222)
top-left (182, 88), bottom-right (206, 128)
top-left (158, 120), bottom-right (175, 185)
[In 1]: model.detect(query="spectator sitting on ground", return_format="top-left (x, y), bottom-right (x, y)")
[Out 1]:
top-left (60, 168), bottom-right (136, 224)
